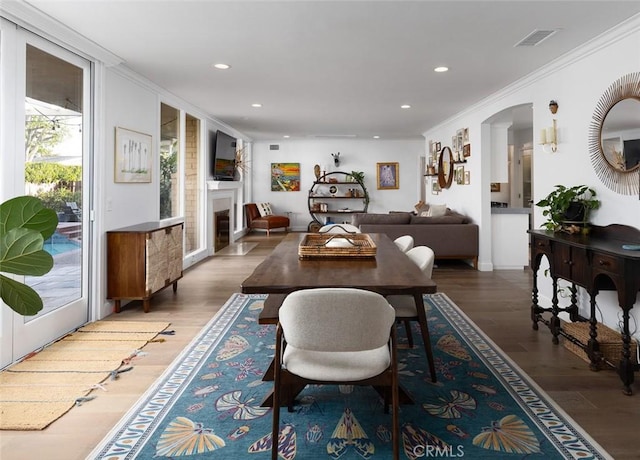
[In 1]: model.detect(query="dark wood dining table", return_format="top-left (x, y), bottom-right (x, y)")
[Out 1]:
top-left (241, 232), bottom-right (438, 405)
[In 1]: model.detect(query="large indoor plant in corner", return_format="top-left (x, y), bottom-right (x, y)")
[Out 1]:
top-left (0, 195), bottom-right (58, 315)
top-left (535, 184), bottom-right (600, 233)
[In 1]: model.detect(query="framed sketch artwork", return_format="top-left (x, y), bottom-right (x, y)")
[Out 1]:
top-left (377, 162), bottom-right (399, 189)
top-left (115, 127), bottom-right (152, 183)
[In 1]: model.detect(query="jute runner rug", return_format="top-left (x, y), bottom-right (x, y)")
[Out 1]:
top-left (0, 320), bottom-right (170, 430)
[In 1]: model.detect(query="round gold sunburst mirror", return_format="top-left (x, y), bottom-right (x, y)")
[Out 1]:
top-left (588, 72), bottom-right (640, 195)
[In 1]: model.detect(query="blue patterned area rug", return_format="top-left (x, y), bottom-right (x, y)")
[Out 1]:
top-left (90, 293), bottom-right (610, 459)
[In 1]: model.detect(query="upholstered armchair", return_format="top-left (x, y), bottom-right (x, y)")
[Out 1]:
top-left (272, 288), bottom-right (399, 459)
top-left (244, 203), bottom-right (289, 236)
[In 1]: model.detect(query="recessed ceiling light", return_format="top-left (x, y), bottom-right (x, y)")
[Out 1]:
top-left (434, 66), bottom-right (448, 72)
top-left (213, 63), bottom-right (230, 70)
top-left (251, 103), bottom-right (262, 108)
top-left (283, 135), bottom-right (290, 138)
top-left (401, 104), bottom-right (411, 109)
top-left (373, 135), bottom-right (380, 139)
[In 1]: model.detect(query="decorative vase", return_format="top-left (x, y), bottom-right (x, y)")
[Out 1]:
top-left (314, 164), bottom-right (321, 181)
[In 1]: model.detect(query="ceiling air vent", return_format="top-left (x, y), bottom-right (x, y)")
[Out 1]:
top-left (514, 29), bottom-right (558, 47)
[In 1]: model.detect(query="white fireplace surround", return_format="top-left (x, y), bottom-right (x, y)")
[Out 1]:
top-left (206, 181), bottom-right (244, 254)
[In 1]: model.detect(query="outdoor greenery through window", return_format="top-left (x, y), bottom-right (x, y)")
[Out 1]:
top-left (160, 103), bottom-right (180, 219)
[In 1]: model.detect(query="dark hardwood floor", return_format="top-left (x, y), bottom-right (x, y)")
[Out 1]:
top-left (1, 232), bottom-right (637, 459)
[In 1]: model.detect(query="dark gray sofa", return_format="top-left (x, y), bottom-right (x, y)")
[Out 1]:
top-left (351, 211), bottom-right (479, 268)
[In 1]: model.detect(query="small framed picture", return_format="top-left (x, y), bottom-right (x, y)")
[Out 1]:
top-left (431, 179), bottom-right (441, 195)
top-left (491, 182), bottom-right (501, 192)
top-left (455, 165), bottom-right (465, 185)
top-left (115, 127), bottom-right (152, 183)
top-left (377, 162), bottom-right (399, 189)
top-left (463, 127), bottom-right (469, 144)
top-left (463, 143), bottom-right (471, 158)
top-left (464, 171), bottom-right (470, 185)
top-left (435, 142), bottom-right (441, 152)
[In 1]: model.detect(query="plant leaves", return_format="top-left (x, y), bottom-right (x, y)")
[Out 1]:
top-left (0, 195), bottom-right (58, 241)
top-left (0, 227), bottom-right (54, 275)
top-left (0, 274), bottom-right (43, 316)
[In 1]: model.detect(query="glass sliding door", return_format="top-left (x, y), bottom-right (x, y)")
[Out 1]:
top-left (1, 24), bottom-right (91, 364)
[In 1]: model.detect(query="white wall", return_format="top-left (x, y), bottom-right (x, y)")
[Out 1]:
top-left (250, 139), bottom-right (424, 230)
top-left (424, 17), bottom-right (640, 340)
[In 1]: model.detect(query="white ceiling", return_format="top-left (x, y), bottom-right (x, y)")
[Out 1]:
top-left (20, 1), bottom-right (640, 141)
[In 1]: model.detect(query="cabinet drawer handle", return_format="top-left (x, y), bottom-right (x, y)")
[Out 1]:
top-left (598, 259), bottom-right (610, 267)
top-left (563, 259), bottom-right (573, 266)
top-left (537, 242), bottom-right (545, 247)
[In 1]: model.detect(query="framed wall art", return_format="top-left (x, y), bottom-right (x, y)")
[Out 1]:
top-left (271, 162), bottom-right (301, 191)
top-left (377, 162), bottom-right (399, 189)
top-left (114, 127), bottom-right (152, 183)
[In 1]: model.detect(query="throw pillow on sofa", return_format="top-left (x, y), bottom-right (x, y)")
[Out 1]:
top-left (257, 202), bottom-right (273, 217)
top-left (427, 204), bottom-right (447, 217)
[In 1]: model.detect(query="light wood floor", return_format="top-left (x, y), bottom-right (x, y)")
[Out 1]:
top-left (1, 232), bottom-right (638, 460)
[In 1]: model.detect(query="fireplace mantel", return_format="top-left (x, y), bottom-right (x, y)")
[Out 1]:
top-left (207, 181), bottom-right (244, 254)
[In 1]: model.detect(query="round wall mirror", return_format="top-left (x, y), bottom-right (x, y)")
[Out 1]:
top-left (438, 146), bottom-right (454, 189)
top-left (588, 72), bottom-right (640, 195)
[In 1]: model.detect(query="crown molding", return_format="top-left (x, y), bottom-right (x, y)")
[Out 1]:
top-left (1, 0), bottom-right (122, 66)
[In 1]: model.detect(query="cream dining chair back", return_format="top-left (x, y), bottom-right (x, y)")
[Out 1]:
top-left (272, 288), bottom-right (399, 459)
top-left (393, 235), bottom-right (414, 253)
top-left (386, 245), bottom-right (437, 382)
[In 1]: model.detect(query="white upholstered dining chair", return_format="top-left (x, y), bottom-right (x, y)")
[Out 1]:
top-left (272, 288), bottom-right (399, 460)
top-left (393, 235), bottom-right (414, 253)
top-left (386, 245), bottom-right (437, 382)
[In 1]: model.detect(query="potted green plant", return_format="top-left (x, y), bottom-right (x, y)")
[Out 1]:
top-left (350, 171), bottom-right (365, 183)
top-left (535, 184), bottom-right (600, 233)
top-left (0, 195), bottom-right (58, 315)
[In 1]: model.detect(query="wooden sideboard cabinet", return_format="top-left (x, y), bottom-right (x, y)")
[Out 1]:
top-left (107, 220), bottom-right (184, 313)
top-left (528, 224), bottom-right (640, 395)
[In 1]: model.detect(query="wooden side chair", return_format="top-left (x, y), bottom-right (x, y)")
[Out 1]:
top-left (386, 245), bottom-right (437, 382)
top-left (272, 288), bottom-right (399, 460)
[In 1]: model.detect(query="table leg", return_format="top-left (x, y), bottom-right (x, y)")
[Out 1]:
top-left (550, 277), bottom-right (560, 345)
top-left (414, 293), bottom-right (437, 383)
top-left (619, 308), bottom-right (635, 396)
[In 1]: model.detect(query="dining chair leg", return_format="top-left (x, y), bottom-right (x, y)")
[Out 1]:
top-left (403, 320), bottom-right (414, 347)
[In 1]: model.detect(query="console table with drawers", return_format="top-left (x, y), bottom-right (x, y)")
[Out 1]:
top-left (528, 224), bottom-right (640, 395)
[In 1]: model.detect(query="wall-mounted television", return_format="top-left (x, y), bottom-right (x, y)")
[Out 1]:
top-left (211, 130), bottom-right (237, 181)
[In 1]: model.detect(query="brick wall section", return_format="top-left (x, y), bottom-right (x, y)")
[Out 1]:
top-left (184, 116), bottom-right (200, 253)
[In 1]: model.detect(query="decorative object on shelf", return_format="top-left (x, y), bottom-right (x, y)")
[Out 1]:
top-left (329, 185), bottom-right (337, 195)
top-left (114, 127), bottom-right (152, 183)
top-left (491, 182), bottom-right (500, 192)
top-left (271, 162), bottom-right (300, 191)
top-left (350, 170), bottom-right (365, 183)
top-left (313, 164), bottom-right (321, 181)
top-left (234, 145), bottom-right (249, 179)
top-left (539, 118), bottom-right (558, 153)
top-left (331, 152), bottom-right (341, 167)
top-left (377, 162), bottom-right (399, 189)
top-left (437, 147), bottom-right (453, 189)
top-left (535, 184), bottom-right (600, 233)
top-left (588, 72), bottom-right (640, 196)
top-left (425, 165), bottom-right (437, 176)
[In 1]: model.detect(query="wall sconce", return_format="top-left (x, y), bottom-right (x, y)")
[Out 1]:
top-left (539, 119), bottom-right (558, 153)
top-left (540, 100), bottom-right (559, 153)
top-left (331, 152), bottom-right (341, 167)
